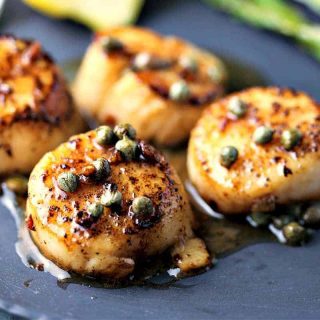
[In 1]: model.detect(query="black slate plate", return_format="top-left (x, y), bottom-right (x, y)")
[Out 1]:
top-left (1, 1), bottom-right (320, 319)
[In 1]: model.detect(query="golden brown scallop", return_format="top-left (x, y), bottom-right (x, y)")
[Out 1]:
top-left (72, 27), bottom-right (226, 146)
top-left (27, 125), bottom-right (210, 278)
top-left (0, 35), bottom-right (85, 174)
top-left (188, 87), bottom-right (320, 214)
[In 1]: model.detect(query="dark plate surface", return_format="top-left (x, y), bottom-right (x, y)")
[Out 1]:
top-left (1, 1), bottom-right (320, 319)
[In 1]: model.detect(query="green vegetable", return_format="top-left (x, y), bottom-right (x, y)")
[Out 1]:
top-left (88, 203), bottom-right (104, 218)
top-left (220, 146), bottom-right (238, 168)
top-left (281, 129), bottom-right (302, 150)
top-left (272, 214), bottom-right (295, 229)
top-left (303, 204), bottom-right (320, 228)
top-left (132, 196), bottom-right (154, 216)
top-left (93, 158), bottom-right (110, 181)
top-left (228, 97), bottom-right (247, 118)
top-left (95, 126), bottom-right (114, 146)
top-left (248, 212), bottom-right (271, 227)
top-left (253, 126), bottom-right (274, 145)
top-left (101, 189), bottom-right (122, 207)
top-left (204, 0), bottom-right (320, 61)
top-left (114, 123), bottom-right (136, 140)
top-left (115, 136), bottom-right (138, 161)
top-left (282, 221), bottom-right (308, 245)
top-left (57, 172), bottom-right (78, 193)
top-left (169, 80), bottom-right (190, 102)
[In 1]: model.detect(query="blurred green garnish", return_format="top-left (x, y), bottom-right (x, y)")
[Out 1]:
top-left (204, 0), bottom-right (320, 61)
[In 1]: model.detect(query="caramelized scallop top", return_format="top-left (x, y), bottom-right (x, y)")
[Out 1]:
top-left (188, 87), bottom-right (320, 214)
top-left (0, 35), bottom-right (71, 125)
top-left (95, 27), bottom-right (225, 107)
top-left (28, 128), bottom-right (190, 249)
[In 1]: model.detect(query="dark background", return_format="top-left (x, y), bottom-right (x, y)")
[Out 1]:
top-left (1, 0), bottom-right (320, 319)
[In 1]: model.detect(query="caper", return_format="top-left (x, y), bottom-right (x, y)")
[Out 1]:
top-left (93, 158), bottom-right (110, 181)
top-left (101, 189), bottom-right (122, 207)
top-left (179, 56), bottom-right (198, 73)
top-left (5, 175), bottom-right (28, 195)
top-left (132, 52), bottom-right (151, 70)
top-left (227, 97), bottom-right (247, 118)
top-left (115, 136), bottom-right (138, 161)
top-left (281, 129), bottom-right (302, 150)
top-left (169, 80), bottom-right (190, 102)
top-left (302, 205), bottom-right (320, 229)
top-left (132, 196), bottom-right (154, 216)
top-left (248, 212), bottom-right (271, 227)
top-left (207, 65), bottom-right (223, 82)
top-left (101, 37), bottom-right (123, 53)
top-left (57, 172), bottom-right (78, 193)
top-left (282, 222), bottom-right (308, 246)
top-left (95, 126), bottom-right (114, 146)
top-left (272, 214), bottom-right (295, 229)
top-left (253, 126), bottom-right (274, 145)
top-left (220, 146), bottom-right (238, 168)
top-left (113, 123), bottom-right (136, 140)
top-left (87, 203), bottom-right (104, 219)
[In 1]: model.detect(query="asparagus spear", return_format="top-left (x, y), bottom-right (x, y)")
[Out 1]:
top-left (204, 0), bottom-right (320, 61)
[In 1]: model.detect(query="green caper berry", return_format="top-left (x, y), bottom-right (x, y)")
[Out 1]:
top-left (248, 212), bottom-right (271, 227)
top-left (96, 126), bottom-right (114, 146)
top-left (5, 175), bottom-right (28, 195)
top-left (282, 222), bottom-right (308, 245)
top-left (220, 146), bottom-right (238, 168)
top-left (132, 196), bottom-right (154, 216)
top-left (169, 80), bottom-right (190, 102)
top-left (57, 172), bottom-right (78, 193)
top-left (88, 203), bottom-right (104, 218)
top-left (302, 205), bottom-right (320, 229)
top-left (115, 137), bottom-right (138, 161)
top-left (113, 123), bottom-right (136, 140)
top-left (101, 37), bottom-right (123, 53)
top-left (281, 129), bottom-right (302, 150)
top-left (101, 190), bottom-right (122, 207)
top-left (253, 126), bottom-right (274, 145)
top-left (93, 158), bottom-right (110, 181)
top-left (272, 214), bottom-right (295, 229)
top-left (132, 52), bottom-right (151, 70)
top-left (228, 97), bottom-right (247, 118)
top-left (179, 56), bottom-right (198, 73)
top-left (207, 65), bottom-right (223, 82)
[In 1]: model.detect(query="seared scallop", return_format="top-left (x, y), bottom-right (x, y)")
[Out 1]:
top-left (72, 27), bottom-right (226, 146)
top-left (27, 124), bottom-right (210, 278)
top-left (188, 87), bottom-right (320, 214)
top-left (0, 35), bottom-right (85, 174)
